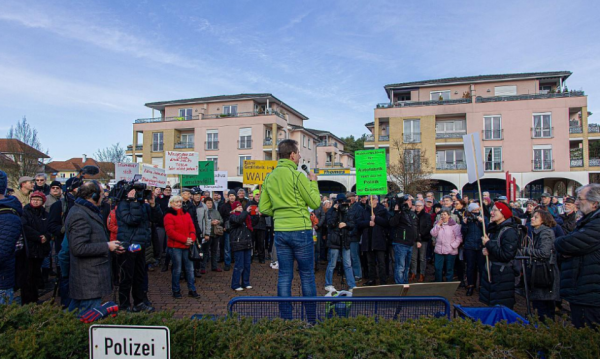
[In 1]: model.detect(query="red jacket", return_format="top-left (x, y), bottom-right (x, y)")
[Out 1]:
top-left (107, 207), bottom-right (118, 242)
top-left (164, 207), bottom-right (196, 249)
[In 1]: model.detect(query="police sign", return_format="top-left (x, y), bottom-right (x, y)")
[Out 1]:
top-left (90, 325), bottom-right (170, 359)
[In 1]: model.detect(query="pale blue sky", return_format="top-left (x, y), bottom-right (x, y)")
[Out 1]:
top-left (1, 0), bottom-right (598, 160)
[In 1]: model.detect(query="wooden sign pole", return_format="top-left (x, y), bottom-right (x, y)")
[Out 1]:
top-left (471, 136), bottom-right (491, 283)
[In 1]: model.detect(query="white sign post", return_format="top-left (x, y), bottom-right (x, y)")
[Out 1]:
top-left (199, 171), bottom-right (228, 192)
top-left (141, 165), bottom-right (167, 188)
top-left (89, 325), bottom-right (170, 359)
top-left (115, 163), bottom-right (140, 182)
top-left (165, 151), bottom-right (199, 175)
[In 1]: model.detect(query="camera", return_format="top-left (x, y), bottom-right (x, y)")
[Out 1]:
top-left (110, 175), bottom-right (153, 202)
top-left (389, 192), bottom-right (410, 212)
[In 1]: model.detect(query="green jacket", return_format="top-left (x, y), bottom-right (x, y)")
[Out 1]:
top-left (259, 159), bottom-right (321, 231)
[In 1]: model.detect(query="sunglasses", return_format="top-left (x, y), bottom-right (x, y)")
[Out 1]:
top-left (51, 186), bottom-right (61, 189)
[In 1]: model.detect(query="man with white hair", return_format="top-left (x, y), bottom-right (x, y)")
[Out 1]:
top-left (33, 173), bottom-right (50, 195)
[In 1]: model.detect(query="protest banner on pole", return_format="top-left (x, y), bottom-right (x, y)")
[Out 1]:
top-left (165, 151), bottom-right (199, 175)
top-left (115, 163), bottom-right (139, 182)
top-left (243, 160), bottom-right (277, 185)
top-left (355, 149), bottom-right (388, 195)
top-left (181, 161), bottom-right (215, 187)
top-left (199, 171), bottom-right (228, 192)
top-left (141, 165), bottom-right (167, 188)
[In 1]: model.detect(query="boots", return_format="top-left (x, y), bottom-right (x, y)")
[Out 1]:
top-left (466, 286), bottom-right (474, 296)
top-left (408, 273), bottom-right (416, 282)
top-left (418, 274), bottom-right (425, 282)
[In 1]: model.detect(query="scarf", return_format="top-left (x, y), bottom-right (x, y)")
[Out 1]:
top-left (75, 197), bottom-right (102, 219)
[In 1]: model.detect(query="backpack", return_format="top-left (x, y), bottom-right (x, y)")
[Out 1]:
top-left (0, 207), bottom-right (27, 256)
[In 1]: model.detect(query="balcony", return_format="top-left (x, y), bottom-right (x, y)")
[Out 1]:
top-left (205, 141), bottom-right (219, 150)
top-left (436, 131), bottom-right (466, 139)
top-left (334, 162), bottom-right (343, 167)
top-left (436, 162), bottom-right (467, 170)
top-left (590, 125), bottom-right (600, 134)
top-left (174, 141), bottom-right (194, 149)
top-left (569, 126), bottom-right (583, 134)
top-left (151, 142), bottom-right (164, 152)
top-left (531, 127), bottom-right (554, 139)
top-left (376, 97), bottom-right (471, 109)
top-left (403, 133), bottom-right (421, 143)
top-left (317, 141), bottom-right (338, 147)
top-left (135, 115), bottom-right (200, 124)
top-left (365, 135), bottom-right (375, 142)
top-left (126, 144), bottom-right (143, 151)
top-left (202, 110), bottom-right (286, 120)
top-left (238, 139), bottom-right (253, 150)
top-left (263, 138), bottom-right (283, 146)
top-left (379, 135), bottom-right (389, 141)
top-left (476, 91), bottom-right (585, 103)
top-left (590, 158), bottom-right (600, 167)
top-left (485, 161), bottom-right (503, 171)
top-left (532, 160), bottom-right (554, 171)
top-left (482, 129), bottom-right (504, 140)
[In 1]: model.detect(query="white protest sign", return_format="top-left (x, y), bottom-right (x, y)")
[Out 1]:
top-left (165, 151), bottom-right (199, 175)
top-left (199, 171), bottom-right (228, 192)
top-left (462, 132), bottom-right (485, 184)
top-left (141, 165), bottom-right (167, 188)
top-left (115, 163), bottom-right (139, 182)
top-left (89, 324), bottom-right (170, 359)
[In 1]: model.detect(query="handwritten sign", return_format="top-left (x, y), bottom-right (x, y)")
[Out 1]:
top-left (115, 163), bottom-right (139, 182)
top-left (355, 149), bottom-right (387, 195)
top-left (141, 165), bottom-right (167, 188)
top-left (165, 151), bottom-right (199, 175)
top-left (200, 171), bottom-right (228, 192)
top-left (243, 160), bottom-right (277, 185)
top-left (181, 161), bottom-right (215, 187)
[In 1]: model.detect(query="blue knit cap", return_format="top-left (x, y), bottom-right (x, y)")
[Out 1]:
top-left (0, 170), bottom-right (7, 196)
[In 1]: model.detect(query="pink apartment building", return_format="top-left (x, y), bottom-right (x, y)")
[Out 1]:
top-left (359, 71), bottom-right (598, 198)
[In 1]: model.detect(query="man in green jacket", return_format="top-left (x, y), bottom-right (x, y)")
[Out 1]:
top-left (259, 139), bottom-right (321, 298)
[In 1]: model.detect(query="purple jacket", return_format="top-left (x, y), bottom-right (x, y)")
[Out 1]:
top-left (430, 218), bottom-right (462, 255)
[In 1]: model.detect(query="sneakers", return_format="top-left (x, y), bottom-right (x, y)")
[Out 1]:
top-left (200, 269), bottom-right (207, 275)
top-left (270, 261), bottom-right (279, 270)
top-left (324, 285), bottom-right (337, 292)
top-left (132, 302), bottom-right (155, 313)
top-left (188, 291), bottom-right (200, 298)
top-left (172, 291), bottom-right (182, 299)
top-left (234, 287), bottom-right (243, 292)
top-left (245, 286), bottom-right (252, 289)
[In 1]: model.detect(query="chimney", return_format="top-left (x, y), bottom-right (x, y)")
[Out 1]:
top-left (82, 154), bottom-right (87, 163)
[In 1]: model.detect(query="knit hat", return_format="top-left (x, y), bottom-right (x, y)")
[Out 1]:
top-left (30, 191), bottom-right (47, 204)
top-left (0, 170), bottom-right (7, 196)
top-left (494, 201), bottom-right (512, 219)
top-left (50, 180), bottom-right (62, 188)
top-left (231, 201), bottom-right (242, 210)
top-left (228, 190), bottom-right (236, 197)
top-left (253, 189), bottom-right (260, 196)
top-left (467, 203), bottom-right (480, 212)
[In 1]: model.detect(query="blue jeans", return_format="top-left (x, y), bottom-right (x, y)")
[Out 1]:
top-left (325, 248), bottom-right (356, 289)
top-left (170, 247), bottom-right (196, 293)
top-left (349, 241), bottom-right (362, 279)
top-left (0, 289), bottom-right (14, 305)
top-left (231, 249), bottom-right (251, 289)
top-left (434, 253), bottom-right (457, 282)
top-left (393, 243), bottom-right (413, 284)
top-left (223, 233), bottom-right (231, 266)
top-left (275, 230), bottom-right (317, 297)
top-left (68, 298), bottom-right (101, 314)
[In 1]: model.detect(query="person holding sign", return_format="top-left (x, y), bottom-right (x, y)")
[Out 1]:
top-left (357, 195), bottom-right (389, 286)
top-left (259, 139), bottom-right (321, 298)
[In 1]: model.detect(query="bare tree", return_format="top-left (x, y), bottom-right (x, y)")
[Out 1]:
top-left (94, 143), bottom-right (130, 164)
top-left (6, 117), bottom-right (49, 187)
top-left (387, 139), bottom-right (433, 195)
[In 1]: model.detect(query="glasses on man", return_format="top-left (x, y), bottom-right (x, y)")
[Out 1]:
top-left (36, 179), bottom-right (45, 182)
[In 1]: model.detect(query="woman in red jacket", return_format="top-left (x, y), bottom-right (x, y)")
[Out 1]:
top-left (164, 195), bottom-right (199, 299)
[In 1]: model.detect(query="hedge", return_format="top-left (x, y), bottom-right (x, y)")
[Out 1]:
top-left (0, 303), bottom-right (599, 358)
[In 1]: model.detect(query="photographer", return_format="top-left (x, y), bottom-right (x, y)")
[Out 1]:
top-left (389, 195), bottom-right (418, 284)
top-left (324, 194), bottom-right (356, 292)
top-left (116, 184), bottom-right (162, 313)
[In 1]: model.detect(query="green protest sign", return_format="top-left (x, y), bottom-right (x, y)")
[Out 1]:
top-left (355, 149), bottom-right (387, 195)
top-left (181, 161), bottom-right (215, 186)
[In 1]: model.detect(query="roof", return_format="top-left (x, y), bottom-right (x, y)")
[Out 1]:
top-left (305, 128), bottom-right (345, 145)
top-left (289, 124), bottom-right (320, 138)
top-left (46, 157), bottom-right (115, 180)
top-left (144, 93), bottom-right (309, 121)
top-left (365, 122), bottom-right (374, 127)
top-left (384, 71), bottom-right (572, 91)
top-left (0, 139), bottom-right (49, 158)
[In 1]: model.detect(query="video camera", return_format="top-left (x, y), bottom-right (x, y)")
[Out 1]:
top-left (110, 174), bottom-right (153, 202)
top-left (388, 192), bottom-right (410, 212)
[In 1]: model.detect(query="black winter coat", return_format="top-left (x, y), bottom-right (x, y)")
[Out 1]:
top-left (461, 214), bottom-right (488, 251)
top-left (555, 208), bottom-right (600, 307)
top-left (347, 202), bottom-right (364, 242)
top-left (559, 211), bottom-right (577, 234)
top-left (523, 225), bottom-right (560, 301)
top-left (357, 204), bottom-right (389, 252)
top-left (416, 210), bottom-right (433, 242)
top-left (479, 218), bottom-right (519, 309)
top-left (326, 207), bottom-right (355, 250)
top-left (22, 204), bottom-right (52, 259)
top-left (389, 209), bottom-right (418, 246)
top-left (229, 211), bottom-right (253, 252)
top-left (116, 200), bottom-right (162, 247)
top-left (218, 201), bottom-right (231, 231)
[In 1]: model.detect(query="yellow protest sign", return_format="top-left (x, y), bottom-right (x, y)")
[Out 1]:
top-left (243, 160), bottom-right (277, 184)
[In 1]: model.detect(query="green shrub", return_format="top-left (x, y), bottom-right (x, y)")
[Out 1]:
top-left (0, 303), bottom-right (599, 358)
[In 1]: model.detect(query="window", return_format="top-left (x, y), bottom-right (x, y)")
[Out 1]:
top-left (206, 130), bottom-right (218, 150)
top-left (239, 155), bottom-right (251, 175)
top-left (180, 133), bottom-right (194, 146)
top-left (436, 149), bottom-right (464, 170)
top-left (430, 90), bottom-right (450, 101)
top-left (265, 129), bottom-right (272, 139)
top-left (303, 135), bottom-right (307, 147)
top-left (483, 116), bottom-right (502, 140)
top-left (239, 128), bottom-right (252, 149)
top-left (151, 157), bottom-right (163, 168)
top-left (484, 147), bottom-right (502, 171)
top-left (436, 120), bottom-right (466, 134)
top-left (308, 139), bottom-right (312, 150)
top-left (60, 173), bottom-right (65, 178)
top-left (178, 108), bottom-right (192, 120)
top-left (539, 85), bottom-right (552, 94)
top-left (404, 149), bottom-right (421, 172)
top-left (533, 113), bottom-right (552, 138)
top-left (494, 85), bottom-right (517, 96)
top-left (533, 146), bottom-right (553, 171)
top-left (207, 156), bottom-right (218, 170)
top-left (223, 105), bottom-right (238, 116)
top-left (403, 119), bottom-right (421, 143)
top-left (152, 132), bottom-right (163, 152)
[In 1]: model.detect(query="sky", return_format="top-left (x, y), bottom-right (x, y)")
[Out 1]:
top-left (1, 0), bottom-right (599, 160)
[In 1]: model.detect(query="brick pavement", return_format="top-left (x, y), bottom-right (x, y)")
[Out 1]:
top-left (41, 259), bottom-right (530, 319)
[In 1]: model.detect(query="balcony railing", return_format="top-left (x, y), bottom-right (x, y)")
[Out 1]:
top-left (482, 129), bottom-right (503, 140)
top-left (484, 161), bottom-right (503, 171)
top-left (436, 131), bottom-right (466, 139)
top-left (127, 144), bottom-right (143, 151)
top-left (202, 110), bottom-right (286, 120)
top-left (174, 141), bottom-right (194, 149)
top-left (365, 135), bottom-right (375, 142)
top-left (376, 97), bottom-right (471, 109)
top-left (476, 91), bottom-right (585, 103)
top-left (325, 161), bottom-right (332, 166)
top-left (590, 125), bottom-right (600, 134)
top-left (263, 139), bottom-right (283, 146)
top-left (590, 158), bottom-right (600, 167)
top-left (334, 162), bottom-right (343, 167)
top-left (436, 162), bottom-right (467, 170)
top-left (569, 126), bottom-right (583, 134)
top-left (151, 142), bottom-right (163, 152)
top-left (403, 133), bottom-right (421, 143)
top-left (317, 141), bottom-right (338, 147)
top-left (135, 115), bottom-right (200, 124)
top-left (570, 159), bottom-right (583, 167)
top-left (379, 135), bottom-right (389, 141)
top-left (532, 160), bottom-right (554, 171)
top-left (531, 127), bottom-right (554, 139)
top-left (205, 141), bottom-right (219, 150)
top-left (238, 139), bottom-right (252, 149)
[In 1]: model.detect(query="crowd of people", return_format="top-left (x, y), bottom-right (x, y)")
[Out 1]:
top-left (0, 139), bottom-right (599, 328)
